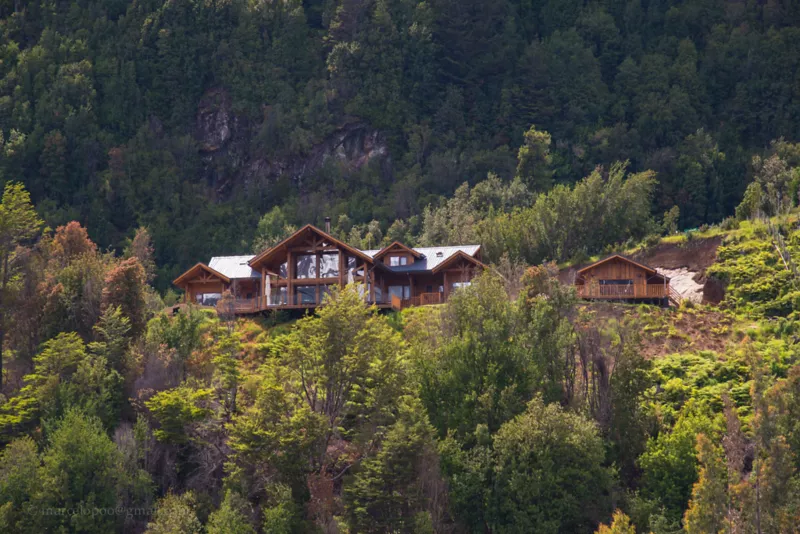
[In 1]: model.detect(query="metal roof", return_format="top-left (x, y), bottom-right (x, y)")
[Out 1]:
top-left (206, 244), bottom-right (479, 278)
top-left (361, 245), bottom-right (481, 272)
top-left (208, 255), bottom-right (260, 279)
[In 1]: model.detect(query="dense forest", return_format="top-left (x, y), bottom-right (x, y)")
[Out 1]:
top-left (2, 0), bottom-right (800, 287)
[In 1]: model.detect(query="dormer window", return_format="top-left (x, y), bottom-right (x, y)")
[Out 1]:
top-left (390, 256), bottom-right (408, 267)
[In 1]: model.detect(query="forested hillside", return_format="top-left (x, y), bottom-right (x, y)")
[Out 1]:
top-left (4, 180), bottom-right (800, 532)
top-left (2, 0), bottom-right (800, 286)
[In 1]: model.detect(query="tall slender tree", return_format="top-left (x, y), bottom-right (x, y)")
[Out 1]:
top-left (0, 183), bottom-right (42, 387)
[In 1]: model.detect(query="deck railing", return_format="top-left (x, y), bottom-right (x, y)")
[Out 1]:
top-left (577, 284), bottom-right (667, 299)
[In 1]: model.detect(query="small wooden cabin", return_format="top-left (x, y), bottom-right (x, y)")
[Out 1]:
top-left (575, 255), bottom-right (679, 305)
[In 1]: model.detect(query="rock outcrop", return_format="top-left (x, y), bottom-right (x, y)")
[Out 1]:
top-left (194, 88), bottom-right (390, 198)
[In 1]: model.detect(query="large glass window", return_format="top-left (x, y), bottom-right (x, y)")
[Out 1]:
top-left (296, 254), bottom-right (316, 279)
top-left (388, 286), bottom-right (410, 300)
top-left (196, 293), bottom-right (222, 306)
top-left (295, 285), bottom-right (316, 304)
top-left (320, 252), bottom-right (339, 278)
top-left (269, 287), bottom-right (287, 306)
top-left (374, 286), bottom-right (383, 303)
top-left (279, 262), bottom-right (288, 278)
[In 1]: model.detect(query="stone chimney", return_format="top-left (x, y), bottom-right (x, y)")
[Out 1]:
top-left (324, 216), bottom-right (331, 233)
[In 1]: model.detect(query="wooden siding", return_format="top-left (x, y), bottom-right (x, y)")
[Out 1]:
top-left (576, 256), bottom-right (669, 301)
top-left (578, 257), bottom-right (649, 283)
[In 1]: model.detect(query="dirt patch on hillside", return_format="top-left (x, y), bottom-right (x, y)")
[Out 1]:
top-left (576, 301), bottom-right (735, 359)
top-left (658, 267), bottom-right (704, 303)
top-left (631, 236), bottom-right (722, 274)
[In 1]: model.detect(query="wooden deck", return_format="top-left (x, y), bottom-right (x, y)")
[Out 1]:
top-left (576, 284), bottom-right (668, 299)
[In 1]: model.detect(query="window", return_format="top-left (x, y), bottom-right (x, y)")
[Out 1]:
top-left (451, 282), bottom-right (471, 291)
top-left (279, 262), bottom-right (288, 278)
top-left (269, 287), bottom-right (287, 306)
top-left (388, 285), bottom-right (411, 299)
top-left (320, 284), bottom-right (334, 303)
top-left (195, 293), bottom-right (222, 306)
top-left (389, 255), bottom-right (409, 267)
top-left (599, 279), bottom-right (633, 285)
top-left (319, 252), bottom-right (339, 278)
top-left (295, 285), bottom-right (316, 304)
top-left (296, 255), bottom-right (316, 279)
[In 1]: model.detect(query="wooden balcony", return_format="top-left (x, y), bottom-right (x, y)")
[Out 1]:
top-left (576, 283), bottom-right (668, 299)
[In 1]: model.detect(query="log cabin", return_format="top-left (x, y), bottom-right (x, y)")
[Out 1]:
top-left (173, 223), bottom-right (486, 314)
top-left (574, 254), bottom-right (681, 306)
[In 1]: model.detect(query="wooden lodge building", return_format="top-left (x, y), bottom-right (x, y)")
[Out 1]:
top-left (173, 224), bottom-right (486, 314)
top-left (574, 254), bottom-right (681, 306)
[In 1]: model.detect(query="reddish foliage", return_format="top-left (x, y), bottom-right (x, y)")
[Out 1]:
top-left (51, 221), bottom-right (97, 265)
top-left (103, 257), bottom-right (147, 336)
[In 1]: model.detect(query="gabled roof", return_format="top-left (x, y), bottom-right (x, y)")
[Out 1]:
top-left (249, 224), bottom-right (374, 269)
top-left (209, 256), bottom-right (260, 279)
top-left (173, 263), bottom-right (231, 286)
top-left (361, 245), bottom-right (482, 273)
top-left (372, 241), bottom-right (424, 260)
top-left (577, 254), bottom-right (668, 281)
top-left (431, 249), bottom-right (487, 273)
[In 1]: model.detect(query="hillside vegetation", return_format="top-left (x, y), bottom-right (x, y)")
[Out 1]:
top-left (3, 1), bottom-right (800, 286)
top-left (4, 0), bottom-right (800, 531)
top-left (3, 177), bottom-right (800, 531)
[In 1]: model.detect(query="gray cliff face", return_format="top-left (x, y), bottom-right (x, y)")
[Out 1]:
top-left (194, 88), bottom-right (390, 199)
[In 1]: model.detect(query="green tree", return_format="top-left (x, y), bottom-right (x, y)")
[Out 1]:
top-left (416, 272), bottom-right (531, 441)
top-left (0, 436), bottom-right (40, 532)
top-left (281, 284), bottom-right (407, 458)
top-left (33, 409), bottom-right (135, 534)
top-left (343, 398), bottom-right (438, 532)
top-left (490, 397), bottom-right (611, 532)
top-left (0, 182), bottom-right (43, 384)
top-left (639, 402), bottom-right (720, 523)
top-left (145, 492), bottom-right (202, 534)
top-left (516, 125), bottom-right (553, 191)
top-left (1, 332), bottom-right (123, 434)
top-left (212, 329), bottom-right (242, 415)
top-left (252, 207), bottom-right (294, 253)
top-left (663, 205), bottom-right (680, 235)
top-left (144, 386), bottom-right (213, 445)
top-left (595, 510), bottom-right (637, 534)
top-left (89, 305), bottom-right (132, 375)
top-left (207, 490), bottom-right (255, 534)
top-left (683, 434), bottom-right (728, 534)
